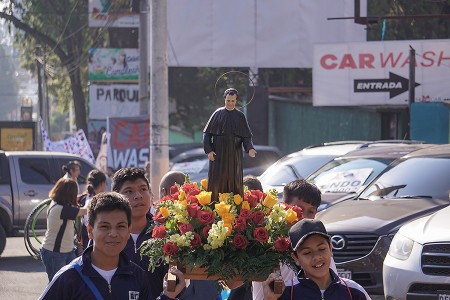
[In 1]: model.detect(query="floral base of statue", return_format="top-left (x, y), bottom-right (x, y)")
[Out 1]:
top-left (167, 262), bottom-right (283, 293)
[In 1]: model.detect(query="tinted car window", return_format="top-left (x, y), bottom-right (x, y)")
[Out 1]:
top-left (57, 158), bottom-right (95, 185)
top-left (243, 151), bottom-right (280, 169)
top-left (308, 158), bottom-right (394, 193)
top-left (360, 157), bottom-right (450, 200)
top-left (19, 158), bottom-right (52, 184)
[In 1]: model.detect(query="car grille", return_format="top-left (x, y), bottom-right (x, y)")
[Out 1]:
top-left (408, 283), bottom-right (450, 298)
top-left (421, 243), bottom-right (450, 276)
top-left (329, 234), bottom-right (379, 263)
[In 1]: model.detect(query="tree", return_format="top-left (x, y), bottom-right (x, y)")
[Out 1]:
top-left (0, 45), bottom-right (20, 119)
top-left (0, 0), bottom-right (107, 133)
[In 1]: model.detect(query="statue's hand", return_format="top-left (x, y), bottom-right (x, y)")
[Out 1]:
top-left (249, 149), bottom-right (257, 157)
top-left (208, 151), bottom-right (216, 161)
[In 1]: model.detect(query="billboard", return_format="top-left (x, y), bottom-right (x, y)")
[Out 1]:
top-left (0, 122), bottom-right (35, 151)
top-left (107, 116), bottom-right (149, 170)
top-left (89, 84), bottom-right (140, 118)
top-left (88, 48), bottom-right (139, 81)
top-left (313, 39), bottom-right (450, 106)
top-left (89, 0), bottom-right (139, 28)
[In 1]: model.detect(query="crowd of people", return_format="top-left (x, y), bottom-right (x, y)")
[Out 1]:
top-left (38, 161), bottom-right (371, 300)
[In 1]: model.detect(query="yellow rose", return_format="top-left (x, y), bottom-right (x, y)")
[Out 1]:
top-left (286, 208), bottom-right (298, 223)
top-left (178, 200), bottom-right (188, 208)
top-left (234, 194), bottom-right (243, 205)
top-left (263, 193), bottom-right (278, 208)
top-left (193, 182), bottom-right (198, 188)
top-left (222, 213), bottom-right (235, 225)
top-left (196, 191), bottom-right (212, 206)
top-left (219, 193), bottom-right (230, 203)
top-left (159, 207), bottom-right (170, 218)
top-left (200, 179), bottom-right (208, 190)
top-left (215, 202), bottom-right (230, 217)
top-left (224, 223), bottom-right (233, 236)
top-left (241, 201), bottom-right (250, 210)
top-left (178, 190), bottom-right (186, 201)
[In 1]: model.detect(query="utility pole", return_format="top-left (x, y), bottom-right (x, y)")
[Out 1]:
top-left (150, 0), bottom-right (169, 194)
top-left (408, 46), bottom-right (416, 139)
top-left (139, 0), bottom-right (149, 115)
top-left (35, 46), bottom-right (43, 150)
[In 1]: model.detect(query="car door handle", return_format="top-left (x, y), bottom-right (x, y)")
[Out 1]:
top-left (24, 190), bottom-right (37, 197)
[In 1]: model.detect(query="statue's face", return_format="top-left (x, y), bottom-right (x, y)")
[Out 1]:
top-left (224, 94), bottom-right (237, 110)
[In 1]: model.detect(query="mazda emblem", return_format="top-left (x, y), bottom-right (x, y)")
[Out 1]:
top-left (331, 235), bottom-right (346, 250)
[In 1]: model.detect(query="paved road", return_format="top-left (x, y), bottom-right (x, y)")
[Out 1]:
top-left (0, 237), bottom-right (48, 300)
top-left (0, 237), bottom-right (385, 300)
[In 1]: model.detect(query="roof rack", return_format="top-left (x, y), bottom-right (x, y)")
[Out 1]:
top-left (359, 140), bottom-right (426, 148)
top-left (303, 141), bottom-right (370, 149)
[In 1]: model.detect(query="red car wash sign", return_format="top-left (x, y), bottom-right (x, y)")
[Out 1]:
top-left (313, 40), bottom-right (450, 106)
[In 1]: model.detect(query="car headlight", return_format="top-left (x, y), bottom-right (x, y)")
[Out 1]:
top-left (388, 233), bottom-right (414, 260)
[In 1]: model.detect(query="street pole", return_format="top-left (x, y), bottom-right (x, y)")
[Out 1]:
top-left (150, 0), bottom-right (169, 194)
top-left (408, 46), bottom-right (416, 139)
top-left (139, 0), bottom-right (149, 115)
top-left (35, 46), bottom-right (43, 150)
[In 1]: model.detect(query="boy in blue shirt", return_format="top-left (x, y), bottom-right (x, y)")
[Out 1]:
top-left (262, 219), bottom-right (371, 300)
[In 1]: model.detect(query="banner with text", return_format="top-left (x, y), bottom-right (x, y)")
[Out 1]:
top-left (313, 39), bottom-right (450, 106)
top-left (89, 48), bottom-right (139, 81)
top-left (107, 116), bottom-right (149, 170)
top-left (89, 84), bottom-right (139, 118)
top-left (88, 0), bottom-right (139, 28)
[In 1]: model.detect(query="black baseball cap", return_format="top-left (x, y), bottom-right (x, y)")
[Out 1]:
top-left (289, 219), bottom-right (330, 251)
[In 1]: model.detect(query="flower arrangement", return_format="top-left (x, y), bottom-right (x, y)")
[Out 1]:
top-left (141, 177), bottom-right (303, 281)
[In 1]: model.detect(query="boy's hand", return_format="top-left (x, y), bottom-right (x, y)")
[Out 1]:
top-left (163, 267), bottom-right (186, 298)
top-left (262, 272), bottom-right (285, 300)
top-left (249, 149), bottom-right (257, 157)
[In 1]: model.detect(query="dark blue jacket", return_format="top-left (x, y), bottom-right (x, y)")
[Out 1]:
top-left (39, 246), bottom-right (152, 300)
top-left (124, 213), bottom-right (169, 299)
top-left (278, 269), bottom-right (370, 300)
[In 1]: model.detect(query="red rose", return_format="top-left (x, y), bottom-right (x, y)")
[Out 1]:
top-left (252, 210), bottom-right (265, 225)
top-left (254, 227), bottom-right (269, 243)
top-left (186, 203), bottom-right (200, 218)
top-left (197, 210), bottom-right (215, 225)
top-left (178, 223), bottom-right (193, 234)
top-left (170, 185), bottom-right (179, 196)
top-left (163, 242), bottom-right (179, 256)
top-left (187, 195), bottom-right (199, 204)
top-left (291, 206), bottom-right (304, 220)
top-left (152, 225), bottom-right (167, 238)
top-left (233, 217), bottom-right (247, 232)
top-left (202, 225), bottom-right (212, 239)
top-left (188, 188), bottom-right (200, 197)
top-left (245, 193), bottom-right (259, 208)
top-left (153, 211), bottom-right (167, 223)
top-left (274, 237), bottom-right (291, 252)
top-left (239, 209), bottom-right (253, 221)
top-left (171, 191), bottom-right (180, 200)
top-left (232, 233), bottom-right (249, 249)
top-left (181, 183), bottom-right (195, 193)
top-left (158, 195), bottom-right (171, 202)
top-left (191, 233), bottom-right (202, 247)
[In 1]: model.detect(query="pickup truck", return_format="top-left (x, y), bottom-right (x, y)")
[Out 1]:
top-left (0, 151), bottom-right (101, 255)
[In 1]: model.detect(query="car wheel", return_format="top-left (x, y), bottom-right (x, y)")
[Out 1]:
top-left (0, 224), bottom-right (6, 256)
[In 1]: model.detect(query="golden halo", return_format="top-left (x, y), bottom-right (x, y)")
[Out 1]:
top-left (214, 71), bottom-right (256, 109)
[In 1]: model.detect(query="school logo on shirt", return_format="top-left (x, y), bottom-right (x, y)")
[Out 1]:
top-left (129, 291), bottom-right (139, 300)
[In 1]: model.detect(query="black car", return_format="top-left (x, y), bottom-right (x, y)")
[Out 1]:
top-left (306, 144), bottom-right (432, 211)
top-left (316, 144), bottom-right (450, 294)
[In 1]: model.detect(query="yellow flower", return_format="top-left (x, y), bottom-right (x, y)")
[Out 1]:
top-left (177, 200), bottom-right (188, 208)
top-left (178, 190), bottom-right (186, 201)
top-left (224, 223), bottom-right (233, 236)
top-left (201, 179), bottom-right (208, 190)
top-left (193, 182), bottom-right (198, 188)
top-left (241, 201), bottom-right (250, 210)
top-left (233, 194), bottom-right (243, 205)
top-left (159, 207), bottom-right (170, 218)
top-left (222, 212), bottom-right (235, 225)
top-left (196, 191), bottom-right (212, 206)
top-left (219, 193), bottom-right (230, 203)
top-left (263, 192), bottom-right (278, 208)
top-left (286, 208), bottom-right (298, 223)
top-left (215, 202), bottom-right (230, 217)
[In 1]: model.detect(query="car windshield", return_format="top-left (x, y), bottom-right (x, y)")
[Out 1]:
top-left (359, 157), bottom-right (450, 200)
top-left (308, 158), bottom-right (394, 193)
top-left (259, 155), bottom-right (334, 186)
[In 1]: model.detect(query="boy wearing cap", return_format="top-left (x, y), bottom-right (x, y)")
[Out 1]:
top-left (262, 219), bottom-right (371, 300)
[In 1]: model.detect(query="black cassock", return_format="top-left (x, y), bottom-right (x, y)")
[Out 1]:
top-left (203, 107), bottom-right (254, 202)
